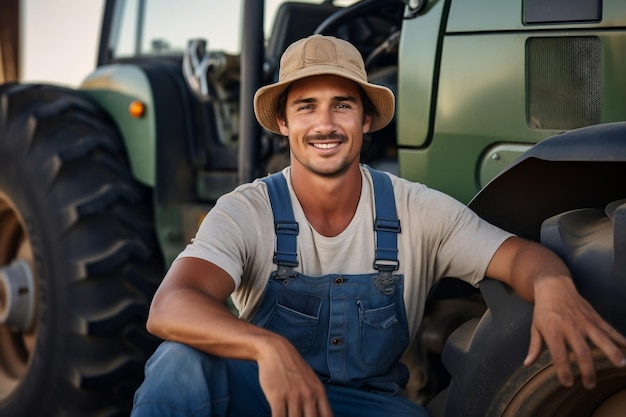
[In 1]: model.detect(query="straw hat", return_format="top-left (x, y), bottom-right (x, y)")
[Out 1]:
top-left (253, 34), bottom-right (395, 135)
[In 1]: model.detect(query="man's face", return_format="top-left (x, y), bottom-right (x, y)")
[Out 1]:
top-left (277, 74), bottom-right (372, 177)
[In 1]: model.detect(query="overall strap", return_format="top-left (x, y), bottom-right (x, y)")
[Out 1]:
top-left (366, 166), bottom-right (401, 273)
top-left (262, 167), bottom-right (400, 279)
top-left (262, 173), bottom-right (299, 271)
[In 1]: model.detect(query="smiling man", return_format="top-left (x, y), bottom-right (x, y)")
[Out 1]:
top-left (131, 34), bottom-right (626, 417)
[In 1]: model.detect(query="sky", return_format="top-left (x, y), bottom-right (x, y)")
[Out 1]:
top-left (20, 0), bottom-right (104, 87)
top-left (18, 0), bottom-right (358, 87)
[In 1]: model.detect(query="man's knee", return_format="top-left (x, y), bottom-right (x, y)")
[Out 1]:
top-left (133, 342), bottom-right (229, 415)
top-left (145, 342), bottom-right (214, 377)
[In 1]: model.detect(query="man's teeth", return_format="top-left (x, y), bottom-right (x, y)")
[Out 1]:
top-left (313, 143), bottom-right (338, 149)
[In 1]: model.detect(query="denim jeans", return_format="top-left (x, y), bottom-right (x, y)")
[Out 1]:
top-left (131, 341), bottom-right (430, 417)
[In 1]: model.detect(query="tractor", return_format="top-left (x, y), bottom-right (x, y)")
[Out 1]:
top-left (0, 0), bottom-right (625, 416)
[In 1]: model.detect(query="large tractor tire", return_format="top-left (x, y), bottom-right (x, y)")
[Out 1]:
top-left (423, 120), bottom-right (626, 417)
top-left (0, 84), bottom-right (164, 416)
top-left (431, 199), bottom-right (626, 417)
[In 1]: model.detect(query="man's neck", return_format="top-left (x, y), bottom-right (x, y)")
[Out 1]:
top-left (290, 164), bottom-right (362, 237)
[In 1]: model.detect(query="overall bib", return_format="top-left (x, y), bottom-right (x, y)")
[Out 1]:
top-left (252, 167), bottom-right (410, 393)
top-left (131, 168), bottom-right (429, 417)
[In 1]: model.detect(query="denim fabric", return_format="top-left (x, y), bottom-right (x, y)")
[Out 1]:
top-left (252, 168), bottom-right (410, 393)
top-left (132, 168), bottom-right (429, 416)
top-left (249, 269), bottom-right (410, 393)
top-left (132, 341), bottom-right (429, 417)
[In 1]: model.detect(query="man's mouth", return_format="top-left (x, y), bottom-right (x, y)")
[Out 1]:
top-left (312, 142), bottom-right (339, 149)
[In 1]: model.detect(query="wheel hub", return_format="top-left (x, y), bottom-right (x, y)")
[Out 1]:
top-left (0, 191), bottom-right (38, 402)
top-left (0, 260), bottom-right (36, 332)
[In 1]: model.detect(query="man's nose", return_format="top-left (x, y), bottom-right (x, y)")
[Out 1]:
top-left (314, 108), bottom-right (337, 133)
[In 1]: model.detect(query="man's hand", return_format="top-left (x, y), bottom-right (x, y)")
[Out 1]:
top-left (523, 275), bottom-right (626, 389)
top-left (487, 237), bottom-right (626, 389)
top-left (257, 335), bottom-right (333, 417)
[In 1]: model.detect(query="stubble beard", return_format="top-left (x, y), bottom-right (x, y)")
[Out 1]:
top-left (295, 133), bottom-right (360, 178)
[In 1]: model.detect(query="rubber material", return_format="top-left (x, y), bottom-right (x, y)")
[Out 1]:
top-left (0, 83), bottom-right (164, 417)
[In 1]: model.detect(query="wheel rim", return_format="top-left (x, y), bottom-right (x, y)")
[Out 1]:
top-left (0, 192), bottom-right (37, 402)
top-left (496, 349), bottom-right (626, 417)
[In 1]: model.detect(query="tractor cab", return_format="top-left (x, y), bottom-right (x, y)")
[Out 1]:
top-left (84, 0), bottom-right (405, 262)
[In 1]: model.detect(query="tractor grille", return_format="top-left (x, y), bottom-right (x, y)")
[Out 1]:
top-left (526, 36), bottom-right (601, 130)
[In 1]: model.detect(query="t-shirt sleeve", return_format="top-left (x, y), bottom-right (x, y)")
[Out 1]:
top-left (173, 182), bottom-right (273, 291)
top-left (410, 185), bottom-right (514, 287)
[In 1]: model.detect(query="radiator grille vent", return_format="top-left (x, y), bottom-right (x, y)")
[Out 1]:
top-left (527, 37), bottom-right (600, 130)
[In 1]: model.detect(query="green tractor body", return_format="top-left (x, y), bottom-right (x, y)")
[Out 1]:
top-left (1, 0), bottom-right (625, 415)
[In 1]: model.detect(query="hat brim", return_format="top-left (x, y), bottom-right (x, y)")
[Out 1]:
top-left (253, 64), bottom-right (395, 135)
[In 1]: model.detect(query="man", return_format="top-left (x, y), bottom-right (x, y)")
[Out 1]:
top-left (132, 35), bottom-right (626, 417)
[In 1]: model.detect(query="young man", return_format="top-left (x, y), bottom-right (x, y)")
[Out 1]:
top-left (131, 35), bottom-right (626, 417)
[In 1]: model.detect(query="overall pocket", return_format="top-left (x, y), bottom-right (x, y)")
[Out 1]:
top-left (357, 300), bottom-right (402, 369)
top-left (266, 293), bottom-right (321, 356)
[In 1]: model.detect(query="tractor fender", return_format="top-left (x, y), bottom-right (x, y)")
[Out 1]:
top-left (469, 121), bottom-right (626, 241)
top-left (80, 64), bottom-right (157, 187)
top-left (429, 122), bottom-right (626, 416)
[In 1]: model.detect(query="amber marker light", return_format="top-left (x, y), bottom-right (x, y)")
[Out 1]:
top-left (129, 100), bottom-right (146, 118)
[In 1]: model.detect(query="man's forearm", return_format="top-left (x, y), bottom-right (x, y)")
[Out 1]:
top-left (487, 237), bottom-right (573, 302)
top-left (147, 287), bottom-right (285, 363)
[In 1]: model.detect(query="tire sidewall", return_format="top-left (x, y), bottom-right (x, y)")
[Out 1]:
top-left (0, 121), bottom-right (69, 415)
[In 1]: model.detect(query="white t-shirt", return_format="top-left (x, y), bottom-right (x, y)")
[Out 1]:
top-left (176, 165), bottom-right (513, 341)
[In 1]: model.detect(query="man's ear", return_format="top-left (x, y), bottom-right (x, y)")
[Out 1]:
top-left (278, 117), bottom-right (289, 136)
top-left (362, 114), bottom-right (373, 134)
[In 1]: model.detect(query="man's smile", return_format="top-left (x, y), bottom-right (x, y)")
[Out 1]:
top-left (312, 142), bottom-right (340, 149)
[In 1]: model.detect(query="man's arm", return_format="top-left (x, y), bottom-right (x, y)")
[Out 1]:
top-left (147, 257), bottom-right (333, 417)
top-left (485, 236), bottom-right (626, 389)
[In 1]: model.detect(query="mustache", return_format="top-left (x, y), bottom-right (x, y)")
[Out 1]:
top-left (304, 133), bottom-right (348, 142)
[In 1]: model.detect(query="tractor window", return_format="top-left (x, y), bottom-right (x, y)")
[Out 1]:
top-left (108, 0), bottom-right (359, 61)
top-left (110, 0), bottom-right (138, 57)
top-left (111, 0), bottom-right (243, 58)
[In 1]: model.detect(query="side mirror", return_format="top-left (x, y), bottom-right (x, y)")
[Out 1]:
top-left (402, 0), bottom-right (428, 18)
top-left (183, 39), bottom-right (233, 101)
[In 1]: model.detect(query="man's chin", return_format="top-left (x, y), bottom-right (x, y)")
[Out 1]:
top-left (309, 162), bottom-right (355, 178)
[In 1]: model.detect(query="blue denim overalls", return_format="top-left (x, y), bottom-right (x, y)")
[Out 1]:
top-left (252, 167), bottom-right (410, 394)
top-left (131, 168), bottom-right (428, 416)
